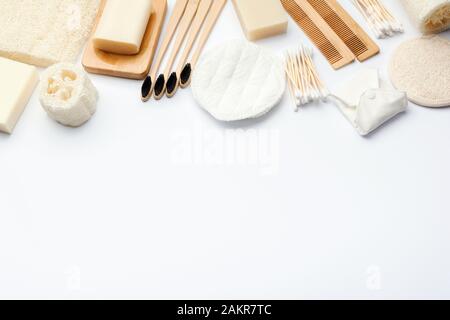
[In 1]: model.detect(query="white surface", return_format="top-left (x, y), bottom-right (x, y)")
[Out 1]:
top-left (1, 0), bottom-right (450, 300)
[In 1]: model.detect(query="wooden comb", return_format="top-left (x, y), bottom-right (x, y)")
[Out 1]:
top-left (306, 0), bottom-right (379, 61)
top-left (280, 0), bottom-right (355, 69)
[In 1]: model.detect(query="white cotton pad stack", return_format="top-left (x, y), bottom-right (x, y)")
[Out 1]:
top-left (400, 0), bottom-right (450, 34)
top-left (0, 0), bottom-right (101, 67)
top-left (389, 35), bottom-right (450, 108)
top-left (192, 40), bottom-right (286, 122)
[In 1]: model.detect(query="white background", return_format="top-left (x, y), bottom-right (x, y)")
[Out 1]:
top-left (1, 0), bottom-right (450, 299)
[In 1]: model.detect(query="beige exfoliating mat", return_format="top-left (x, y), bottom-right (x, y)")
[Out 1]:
top-left (0, 0), bottom-right (101, 67)
top-left (389, 35), bottom-right (450, 108)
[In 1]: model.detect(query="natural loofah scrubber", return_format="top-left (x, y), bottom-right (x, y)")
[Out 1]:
top-left (40, 63), bottom-right (98, 127)
top-left (400, 0), bottom-right (450, 34)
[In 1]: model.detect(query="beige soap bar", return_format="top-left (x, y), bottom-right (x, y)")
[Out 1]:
top-left (93, 0), bottom-right (153, 55)
top-left (232, 0), bottom-right (288, 41)
top-left (0, 58), bottom-right (39, 134)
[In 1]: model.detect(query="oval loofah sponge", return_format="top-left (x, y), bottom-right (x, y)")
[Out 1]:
top-left (40, 63), bottom-right (98, 127)
top-left (389, 35), bottom-right (450, 108)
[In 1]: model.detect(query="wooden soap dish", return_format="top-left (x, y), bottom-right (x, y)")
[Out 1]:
top-left (82, 0), bottom-right (167, 80)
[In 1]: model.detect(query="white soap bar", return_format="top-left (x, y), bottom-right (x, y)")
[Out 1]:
top-left (232, 0), bottom-right (288, 41)
top-left (93, 0), bottom-right (153, 55)
top-left (0, 57), bottom-right (38, 134)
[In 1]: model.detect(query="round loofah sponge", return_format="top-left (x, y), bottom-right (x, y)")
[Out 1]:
top-left (389, 35), bottom-right (450, 108)
top-left (40, 63), bottom-right (98, 127)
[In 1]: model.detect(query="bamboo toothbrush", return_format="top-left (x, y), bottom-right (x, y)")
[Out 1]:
top-left (180, 0), bottom-right (227, 88)
top-left (166, 0), bottom-right (213, 98)
top-left (141, 0), bottom-right (189, 102)
top-left (154, 0), bottom-right (201, 100)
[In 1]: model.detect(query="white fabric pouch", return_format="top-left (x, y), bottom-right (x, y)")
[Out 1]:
top-left (329, 69), bottom-right (408, 136)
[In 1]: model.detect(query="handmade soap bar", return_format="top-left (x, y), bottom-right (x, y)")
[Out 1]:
top-left (232, 0), bottom-right (288, 41)
top-left (0, 58), bottom-right (38, 134)
top-left (93, 0), bottom-right (153, 55)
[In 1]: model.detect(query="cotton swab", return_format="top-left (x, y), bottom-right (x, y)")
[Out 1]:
top-left (284, 46), bottom-right (328, 111)
top-left (352, 0), bottom-right (403, 39)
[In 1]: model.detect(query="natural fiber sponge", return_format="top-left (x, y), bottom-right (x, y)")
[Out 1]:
top-left (0, 0), bottom-right (101, 67)
top-left (192, 40), bottom-right (285, 121)
top-left (389, 36), bottom-right (450, 108)
top-left (40, 63), bottom-right (98, 127)
top-left (400, 0), bottom-right (450, 33)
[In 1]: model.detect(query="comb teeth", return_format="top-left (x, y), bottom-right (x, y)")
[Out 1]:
top-left (307, 0), bottom-right (379, 61)
top-left (281, 0), bottom-right (341, 64)
top-left (281, 0), bottom-right (354, 69)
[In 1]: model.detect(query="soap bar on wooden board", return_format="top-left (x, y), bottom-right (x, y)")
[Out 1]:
top-left (0, 57), bottom-right (38, 134)
top-left (93, 0), bottom-right (153, 55)
top-left (232, 0), bottom-right (288, 41)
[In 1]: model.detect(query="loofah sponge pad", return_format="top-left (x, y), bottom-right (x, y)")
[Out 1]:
top-left (389, 35), bottom-right (450, 108)
top-left (0, 0), bottom-right (101, 67)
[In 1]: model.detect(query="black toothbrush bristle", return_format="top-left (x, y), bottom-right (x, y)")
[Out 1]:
top-left (180, 63), bottom-right (192, 86)
top-left (166, 72), bottom-right (177, 95)
top-left (154, 74), bottom-right (165, 97)
top-left (141, 76), bottom-right (152, 98)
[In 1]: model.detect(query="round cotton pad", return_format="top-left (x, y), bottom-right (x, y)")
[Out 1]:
top-left (389, 35), bottom-right (450, 108)
top-left (192, 40), bottom-right (285, 121)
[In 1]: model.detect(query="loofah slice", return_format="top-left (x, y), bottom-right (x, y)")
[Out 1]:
top-left (40, 63), bottom-right (98, 127)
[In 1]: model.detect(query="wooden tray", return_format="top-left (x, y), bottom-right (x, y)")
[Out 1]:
top-left (82, 0), bottom-right (167, 80)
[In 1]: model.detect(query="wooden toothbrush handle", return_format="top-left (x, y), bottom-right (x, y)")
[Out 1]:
top-left (164, 0), bottom-right (201, 77)
top-left (176, 0), bottom-right (213, 74)
top-left (191, 0), bottom-right (227, 67)
top-left (150, 0), bottom-right (189, 78)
